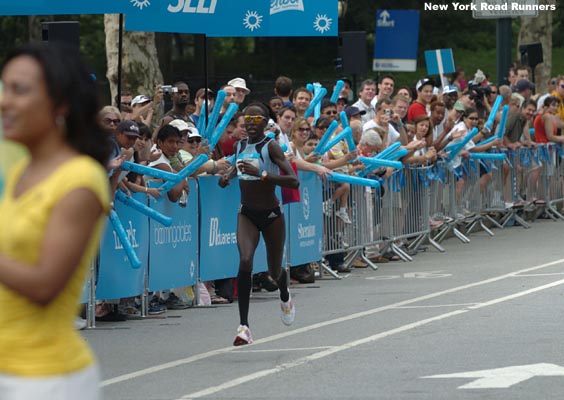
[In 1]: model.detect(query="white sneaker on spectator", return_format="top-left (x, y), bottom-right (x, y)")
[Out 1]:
top-left (280, 292), bottom-right (295, 326)
top-left (233, 325), bottom-right (253, 346)
top-left (335, 209), bottom-right (352, 224)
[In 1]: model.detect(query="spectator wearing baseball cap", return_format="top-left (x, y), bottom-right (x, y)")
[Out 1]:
top-left (514, 79), bottom-right (535, 99)
top-left (129, 94), bottom-right (154, 126)
top-left (442, 85), bottom-right (459, 110)
top-left (408, 78), bottom-right (436, 122)
top-left (344, 105), bottom-right (366, 121)
top-left (228, 77), bottom-right (251, 106)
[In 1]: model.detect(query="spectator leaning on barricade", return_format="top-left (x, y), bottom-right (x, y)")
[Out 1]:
top-left (534, 96), bottom-right (564, 145)
top-left (352, 79), bottom-right (377, 124)
top-left (550, 75), bottom-right (564, 132)
top-left (371, 74), bottom-right (395, 108)
top-left (147, 124), bottom-right (192, 310)
top-left (388, 95), bottom-right (410, 145)
top-left (274, 75), bottom-right (293, 106)
top-left (292, 86), bottom-right (313, 118)
top-left (363, 98), bottom-right (402, 148)
top-left (503, 99), bottom-right (536, 150)
top-left (403, 115), bottom-right (438, 165)
top-left (431, 101), bottom-right (456, 152)
top-left (408, 78), bottom-right (435, 122)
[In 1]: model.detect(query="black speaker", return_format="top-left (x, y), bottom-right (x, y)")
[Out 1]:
top-left (338, 31), bottom-right (367, 76)
top-left (41, 21), bottom-right (80, 49)
top-left (519, 42), bottom-right (543, 69)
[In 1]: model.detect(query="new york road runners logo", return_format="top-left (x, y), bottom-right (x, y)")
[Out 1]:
top-left (270, 0), bottom-right (304, 15)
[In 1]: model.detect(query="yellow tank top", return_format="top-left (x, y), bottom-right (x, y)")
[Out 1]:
top-left (0, 156), bottom-right (110, 376)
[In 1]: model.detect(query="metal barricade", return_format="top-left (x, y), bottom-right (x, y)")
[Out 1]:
top-left (321, 181), bottom-right (378, 278)
top-left (481, 150), bottom-right (516, 229)
top-left (540, 144), bottom-right (564, 220)
top-left (430, 161), bottom-right (471, 244)
top-left (379, 165), bottom-right (435, 261)
top-left (500, 149), bottom-right (531, 228)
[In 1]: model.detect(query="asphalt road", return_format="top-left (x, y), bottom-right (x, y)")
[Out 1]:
top-left (86, 219), bottom-right (564, 400)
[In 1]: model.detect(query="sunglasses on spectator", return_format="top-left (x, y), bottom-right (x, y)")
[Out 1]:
top-left (243, 115), bottom-right (267, 123)
top-left (324, 110), bottom-right (338, 115)
top-left (103, 118), bottom-right (121, 125)
top-left (298, 127), bottom-right (311, 132)
top-left (467, 117), bottom-right (479, 121)
top-left (187, 137), bottom-right (201, 143)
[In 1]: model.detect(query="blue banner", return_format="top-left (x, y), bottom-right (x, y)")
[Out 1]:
top-left (96, 192), bottom-right (148, 300)
top-left (126, 0), bottom-right (337, 37)
top-left (373, 9), bottom-right (419, 72)
top-left (148, 179), bottom-right (199, 291)
top-left (0, 0), bottom-right (128, 15)
top-left (286, 172), bottom-right (323, 265)
top-left (198, 176), bottom-right (268, 281)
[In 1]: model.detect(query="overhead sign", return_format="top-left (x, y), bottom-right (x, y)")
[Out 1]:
top-left (423, 363), bottom-right (564, 389)
top-left (125, 0), bottom-right (338, 37)
top-left (0, 0), bottom-right (128, 15)
top-left (373, 9), bottom-right (420, 72)
top-left (424, 48), bottom-right (455, 77)
top-left (472, 0), bottom-right (540, 19)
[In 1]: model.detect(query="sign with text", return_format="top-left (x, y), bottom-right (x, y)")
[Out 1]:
top-left (472, 0), bottom-right (540, 19)
top-left (198, 176), bottom-right (268, 281)
top-left (97, 192), bottom-right (148, 300)
top-left (286, 172), bottom-right (323, 265)
top-left (373, 9), bottom-right (419, 72)
top-left (126, 0), bottom-right (338, 37)
top-left (148, 179), bottom-right (199, 291)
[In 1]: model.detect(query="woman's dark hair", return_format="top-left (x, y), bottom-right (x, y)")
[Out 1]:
top-left (544, 96), bottom-right (559, 108)
top-left (156, 124), bottom-right (181, 142)
top-left (315, 117), bottom-right (331, 129)
top-left (137, 122), bottom-right (153, 140)
top-left (1, 42), bottom-right (111, 166)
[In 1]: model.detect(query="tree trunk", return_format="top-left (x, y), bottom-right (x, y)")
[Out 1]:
top-left (104, 14), bottom-right (163, 103)
top-left (518, 0), bottom-right (553, 94)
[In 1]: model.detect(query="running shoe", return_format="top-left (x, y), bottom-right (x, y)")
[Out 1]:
top-left (280, 293), bottom-right (295, 326)
top-left (233, 325), bottom-right (253, 346)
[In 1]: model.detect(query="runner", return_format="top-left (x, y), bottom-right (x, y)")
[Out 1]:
top-left (218, 103), bottom-right (299, 346)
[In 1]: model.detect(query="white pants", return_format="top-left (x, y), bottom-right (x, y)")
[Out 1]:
top-left (0, 364), bottom-right (101, 400)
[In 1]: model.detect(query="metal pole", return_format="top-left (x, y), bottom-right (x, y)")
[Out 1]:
top-left (496, 18), bottom-right (512, 86)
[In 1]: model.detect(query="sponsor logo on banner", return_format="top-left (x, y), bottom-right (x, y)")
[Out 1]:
top-left (302, 187), bottom-right (310, 220)
top-left (209, 217), bottom-right (237, 246)
top-left (167, 0), bottom-right (218, 14)
top-left (113, 220), bottom-right (139, 250)
top-left (153, 221), bottom-right (192, 249)
top-left (270, 0), bottom-right (304, 15)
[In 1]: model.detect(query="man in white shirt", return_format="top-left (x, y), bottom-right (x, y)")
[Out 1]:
top-left (362, 98), bottom-right (401, 147)
top-left (352, 79), bottom-right (377, 124)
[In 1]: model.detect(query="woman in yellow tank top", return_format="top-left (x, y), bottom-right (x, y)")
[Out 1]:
top-left (0, 43), bottom-right (112, 400)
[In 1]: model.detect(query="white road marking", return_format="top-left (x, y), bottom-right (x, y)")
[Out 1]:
top-left (393, 303), bottom-right (479, 309)
top-left (102, 257), bottom-right (564, 387)
top-left (179, 277), bottom-right (564, 399)
top-left (422, 363), bottom-right (564, 389)
top-left (234, 346), bottom-right (335, 353)
top-left (514, 272), bottom-right (564, 277)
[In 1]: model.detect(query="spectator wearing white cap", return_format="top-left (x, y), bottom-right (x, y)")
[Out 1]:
top-left (442, 85), bottom-right (459, 110)
top-left (130, 94), bottom-right (154, 126)
top-left (228, 77), bottom-right (251, 106)
top-left (407, 78), bottom-right (435, 122)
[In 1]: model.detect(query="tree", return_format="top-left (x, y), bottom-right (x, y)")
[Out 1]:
top-left (518, 0), bottom-right (554, 93)
top-left (104, 14), bottom-right (163, 104)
